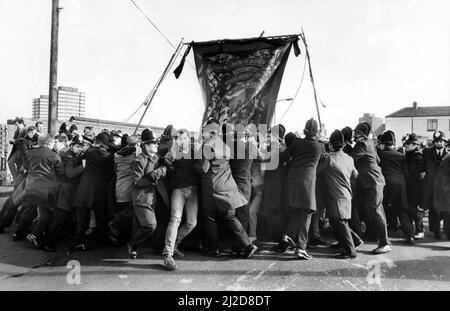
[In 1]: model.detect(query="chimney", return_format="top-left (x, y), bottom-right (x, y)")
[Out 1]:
top-left (412, 101), bottom-right (418, 109)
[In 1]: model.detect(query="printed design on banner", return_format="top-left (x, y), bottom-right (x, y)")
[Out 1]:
top-left (201, 48), bottom-right (283, 125)
top-left (193, 37), bottom-right (296, 127)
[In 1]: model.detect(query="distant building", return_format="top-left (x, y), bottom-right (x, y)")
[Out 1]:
top-left (32, 86), bottom-right (86, 120)
top-left (32, 95), bottom-right (49, 120)
top-left (385, 102), bottom-right (450, 146)
top-left (358, 113), bottom-right (384, 136)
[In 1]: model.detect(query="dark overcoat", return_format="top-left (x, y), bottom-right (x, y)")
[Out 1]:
top-left (422, 146), bottom-right (447, 209)
top-left (228, 138), bottom-right (253, 202)
top-left (55, 149), bottom-right (84, 212)
top-left (72, 146), bottom-right (114, 208)
top-left (283, 137), bottom-right (325, 211)
top-left (433, 153), bottom-right (450, 213)
top-left (23, 146), bottom-right (64, 207)
top-left (405, 149), bottom-right (425, 209)
top-left (260, 142), bottom-right (288, 212)
top-left (379, 149), bottom-right (408, 209)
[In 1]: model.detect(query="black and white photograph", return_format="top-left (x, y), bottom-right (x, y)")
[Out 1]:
top-left (0, 0), bottom-right (449, 296)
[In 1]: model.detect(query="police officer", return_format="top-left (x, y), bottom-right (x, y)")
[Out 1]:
top-left (352, 122), bottom-right (391, 254)
top-left (276, 118), bottom-right (325, 260)
top-left (378, 131), bottom-right (415, 244)
top-left (404, 133), bottom-right (425, 239)
top-left (319, 130), bottom-right (362, 259)
top-left (423, 131), bottom-right (448, 239)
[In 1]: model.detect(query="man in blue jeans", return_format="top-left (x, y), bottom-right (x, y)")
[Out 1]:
top-left (162, 129), bottom-right (202, 271)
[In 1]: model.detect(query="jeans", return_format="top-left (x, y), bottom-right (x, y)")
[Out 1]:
top-left (7, 151), bottom-right (20, 180)
top-left (163, 186), bottom-right (198, 256)
top-left (284, 208), bottom-right (313, 250)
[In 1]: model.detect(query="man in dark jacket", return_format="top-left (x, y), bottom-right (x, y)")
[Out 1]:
top-left (17, 134), bottom-right (65, 248)
top-left (7, 118), bottom-right (27, 180)
top-left (71, 132), bottom-right (114, 250)
top-left (423, 130), bottom-right (448, 239)
top-left (276, 118), bottom-right (325, 260)
top-left (41, 137), bottom-right (85, 251)
top-left (352, 122), bottom-right (391, 254)
top-left (404, 133), bottom-right (425, 239)
top-left (378, 131), bottom-right (415, 244)
top-left (128, 129), bottom-right (167, 259)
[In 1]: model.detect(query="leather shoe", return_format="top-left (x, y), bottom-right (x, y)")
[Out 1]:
top-left (335, 253), bottom-right (356, 259)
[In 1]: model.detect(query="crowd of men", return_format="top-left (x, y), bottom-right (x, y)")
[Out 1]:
top-left (0, 116), bottom-right (449, 271)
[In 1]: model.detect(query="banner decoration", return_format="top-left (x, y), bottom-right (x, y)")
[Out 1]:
top-left (175, 35), bottom-right (300, 126)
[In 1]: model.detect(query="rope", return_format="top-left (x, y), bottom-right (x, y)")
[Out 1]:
top-left (129, 0), bottom-right (195, 70)
top-left (278, 52), bottom-right (308, 123)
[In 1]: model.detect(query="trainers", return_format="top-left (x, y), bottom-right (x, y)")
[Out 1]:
top-left (163, 255), bottom-right (177, 271)
top-left (295, 248), bottom-right (313, 260)
top-left (413, 232), bottom-right (425, 239)
top-left (173, 248), bottom-right (185, 259)
top-left (127, 243), bottom-right (137, 259)
top-left (355, 240), bottom-right (364, 250)
top-left (243, 244), bottom-right (258, 259)
top-left (372, 244), bottom-right (392, 254)
top-left (26, 234), bottom-right (41, 249)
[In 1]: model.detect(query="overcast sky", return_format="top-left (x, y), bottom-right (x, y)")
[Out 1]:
top-left (0, 0), bottom-right (449, 134)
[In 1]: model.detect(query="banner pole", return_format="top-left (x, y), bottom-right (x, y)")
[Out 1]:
top-left (300, 29), bottom-right (322, 131)
top-left (133, 38), bottom-right (184, 135)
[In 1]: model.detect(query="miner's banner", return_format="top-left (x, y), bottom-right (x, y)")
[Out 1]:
top-left (189, 36), bottom-right (299, 126)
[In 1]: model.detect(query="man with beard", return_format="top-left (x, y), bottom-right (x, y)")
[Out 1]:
top-left (423, 130), bottom-right (448, 239)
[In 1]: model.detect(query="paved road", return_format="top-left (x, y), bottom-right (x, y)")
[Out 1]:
top-left (0, 197), bottom-right (449, 291)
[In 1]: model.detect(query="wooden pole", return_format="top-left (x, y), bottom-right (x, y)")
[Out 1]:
top-left (133, 39), bottom-right (184, 135)
top-left (300, 29), bottom-right (323, 131)
top-left (48, 0), bottom-right (60, 135)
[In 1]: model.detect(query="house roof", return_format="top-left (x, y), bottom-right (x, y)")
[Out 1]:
top-left (386, 106), bottom-right (450, 118)
top-left (68, 116), bottom-right (166, 131)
